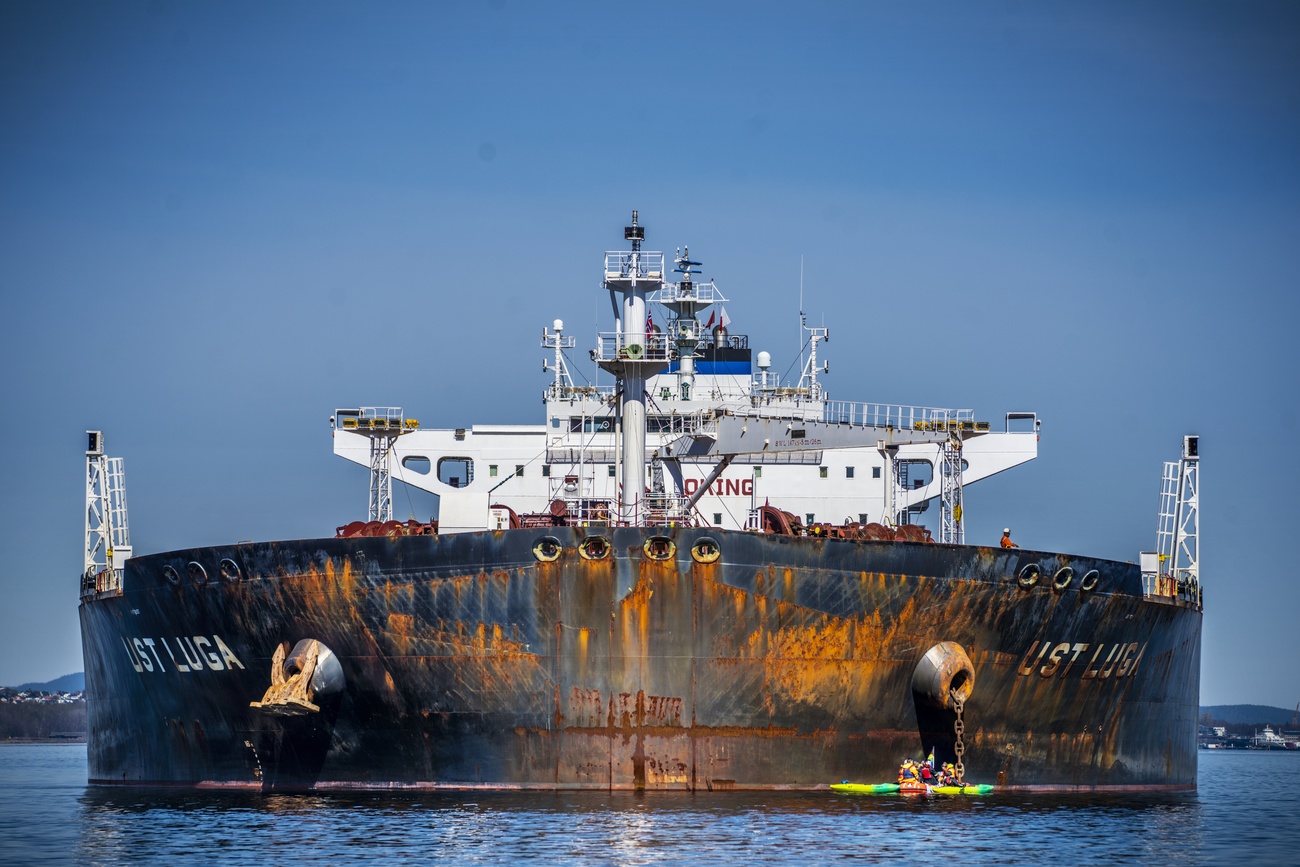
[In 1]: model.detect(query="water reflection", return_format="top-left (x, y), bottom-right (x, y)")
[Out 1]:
top-left (73, 787), bottom-right (1207, 865)
top-left (31, 751), bottom-right (1295, 866)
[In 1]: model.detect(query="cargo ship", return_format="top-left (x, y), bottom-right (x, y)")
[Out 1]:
top-left (79, 212), bottom-right (1202, 791)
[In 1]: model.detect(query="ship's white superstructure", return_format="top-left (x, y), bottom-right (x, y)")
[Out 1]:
top-left (332, 214), bottom-right (1039, 535)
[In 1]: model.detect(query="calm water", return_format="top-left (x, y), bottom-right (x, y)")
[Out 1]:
top-left (0, 745), bottom-right (1296, 866)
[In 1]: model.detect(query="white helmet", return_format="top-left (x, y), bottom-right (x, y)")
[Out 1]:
top-left (1003, 528), bottom-right (1010, 534)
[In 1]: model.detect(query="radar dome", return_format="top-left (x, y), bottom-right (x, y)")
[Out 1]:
top-left (757, 351), bottom-right (771, 370)
top-left (553, 319), bottom-right (564, 332)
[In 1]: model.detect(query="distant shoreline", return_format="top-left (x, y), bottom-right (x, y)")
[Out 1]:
top-left (1, 737), bottom-right (86, 745)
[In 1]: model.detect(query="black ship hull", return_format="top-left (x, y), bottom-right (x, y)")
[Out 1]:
top-left (80, 527), bottom-right (1200, 790)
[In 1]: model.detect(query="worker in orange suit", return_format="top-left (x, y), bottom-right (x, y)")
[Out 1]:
top-left (1001, 528), bottom-right (1019, 548)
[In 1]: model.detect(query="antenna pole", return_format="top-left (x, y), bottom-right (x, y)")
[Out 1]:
top-left (798, 255), bottom-right (805, 387)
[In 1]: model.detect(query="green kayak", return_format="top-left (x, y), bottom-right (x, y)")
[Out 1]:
top-left (830, 783), bottom-right (900, 795)
top-left (831, 782), bottom-right (994, 796)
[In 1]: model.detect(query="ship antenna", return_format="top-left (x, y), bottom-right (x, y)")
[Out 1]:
top-left (626, 209), bottom-right (644, 252)
top-left (798, 255), bottom-right (806, 386)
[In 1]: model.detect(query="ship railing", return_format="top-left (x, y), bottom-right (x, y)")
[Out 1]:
top-left (564, 498), bottom-right (614, 525)
top-left (593, 332), bottom-right (674, 363)
top-left (697, 382), bottom-right (759, 403)
top-left (640, 493), bottom-right (695, 527)
top-left (546, 447), bottom-right (619, 464)
top-left (650, 280), bottom-right (727, 306)
top-left (746, 388), bottom-right (825, 415)
top-left (651, 409), bottom-right (720, 436)
top-left (545, 384), bottom-right (617, 402)
top-left (821, 401), bottom-right (977, 430)
top-left (334, 406), bottom-right (417, 431)
top-left (731, 399), bottom-right (977, 430)
top-left (604, 251), bottom-right (666, 281)
top-left (1143, 570), bottom-right (1202, 607)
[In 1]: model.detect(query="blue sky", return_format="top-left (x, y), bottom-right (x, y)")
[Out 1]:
top-left (2, 1), bottom-right (1297, 708)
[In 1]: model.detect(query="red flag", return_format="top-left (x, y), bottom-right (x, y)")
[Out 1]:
top-left (704, 310), bottom-right (716, 330)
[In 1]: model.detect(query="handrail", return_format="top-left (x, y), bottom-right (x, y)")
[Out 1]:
top-left (604, 250), bottom-right (666, 279)
top-left (594, 332), bottom-right (674, 362)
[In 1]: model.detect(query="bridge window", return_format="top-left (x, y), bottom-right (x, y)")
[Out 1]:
top-left (899, 460), bottom-right (934, 489)
top-left (571, 416), bottom-right (615, 434)
top-left (489, 465), bottom-right (499, 477)
top-left (402, 456), bottom-right (431, 475)
top-left (819, 467), bottom-right (828, 479)
top-left (437, 457), bottom-right (474, 488)
top-left (872, 467), bottom-right (881, 479)
top-left (846, 466), bottom-right (855, 479)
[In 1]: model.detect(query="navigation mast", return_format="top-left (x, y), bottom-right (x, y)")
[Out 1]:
top-left (542, 319), bottom-right (576, 398)
top-left (330, 407), bottom-right (419, 522)
top-left (594, 211), bottom-right (671, 524)
top-left (1157, 434), bottom-right (1199, 592)
top-left (83, 430), bottom-right (131, 595)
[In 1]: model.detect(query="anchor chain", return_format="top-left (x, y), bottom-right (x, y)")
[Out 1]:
top-left (952, 692), bottom-right (966, 781)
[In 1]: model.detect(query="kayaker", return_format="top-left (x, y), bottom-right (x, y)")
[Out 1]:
top-left (898, 758), bottom-right (918, 782)
top-left (939, 763), bottom-right (959, 786)
top-left (919, 760), bottom-right (935, 784)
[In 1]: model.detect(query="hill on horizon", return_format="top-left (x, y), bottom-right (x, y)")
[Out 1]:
top-left (1200, 704), bottom-right (1298, 727)
top-left (11, 672), bottom-right (85, 693)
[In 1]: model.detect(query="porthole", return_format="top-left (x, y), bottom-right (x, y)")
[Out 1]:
top-left (219, 558), bottom-right (242, 582)
top-left (533, 536), bottom-right (562, 562)
top-left (161, 565), bottom-right (181, 587)
top-left (643, 536), bottom-right (675, 561)
top-left (1052, 566), bottom-right (1074, 591)
top-left (579, 536), bottom-right (611, 560)
top-left (690, 537), bottom-right (721, 564)
top-left (1017, 563), bottom-right (1041, 588)
top-left (1080, 569), bottom-right (1100, 592)
top-left (187, 561), bottom-right (208, 585)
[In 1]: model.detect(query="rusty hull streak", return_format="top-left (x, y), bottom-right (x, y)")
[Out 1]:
top-left (80, 527), bottom-right (1200, 791)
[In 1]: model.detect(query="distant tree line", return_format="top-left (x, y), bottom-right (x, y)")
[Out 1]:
top-left (0, 702), bottom-right (87, 739)
top-left (1199, 704), bottom-right (1299, 728)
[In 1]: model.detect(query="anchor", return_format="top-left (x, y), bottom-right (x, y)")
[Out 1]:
top-left (250, 638), bottom-right (344, 716)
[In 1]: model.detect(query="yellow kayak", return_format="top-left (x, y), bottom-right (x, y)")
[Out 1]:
top-left (830, 783), bottom-right (900, 795)
top-left (931, 784), bottom-right (994, 795)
